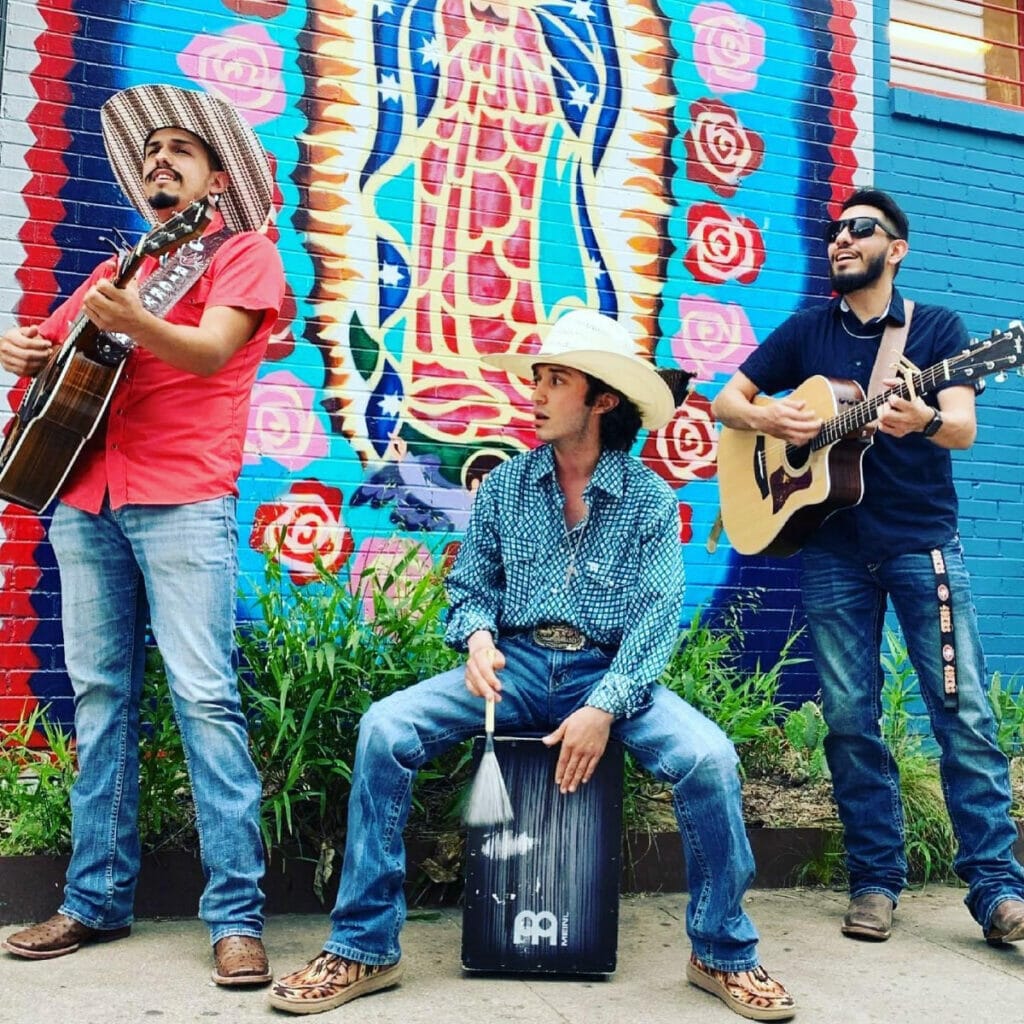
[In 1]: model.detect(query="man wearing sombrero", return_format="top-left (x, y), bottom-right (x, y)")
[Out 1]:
top-left (270, 309), bottom-right (797, 1020)
top-left (0, 84), bottom-right (284, 985)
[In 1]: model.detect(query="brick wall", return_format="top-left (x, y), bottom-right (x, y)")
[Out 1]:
top-left (1, 0), bottom-right (1022, 732)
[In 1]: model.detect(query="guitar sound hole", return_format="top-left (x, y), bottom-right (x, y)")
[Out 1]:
top-left (786, 443), bottom-right (810, 470)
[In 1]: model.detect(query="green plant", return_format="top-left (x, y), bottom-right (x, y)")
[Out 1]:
top-left (621, 601), bottom-right (807, 832)
top-left (783, 701), bottom-right (830, 783)
top-left (988, 671), bottom-right (1024, 757)
top-left (237, 546), bottom-right (464, 858)
top-left (880, 627), bottom-right (956, 884)
top-left (660, 604), bottom-right (805, 775)
top-left (0, 705), bottom-right (76, 854)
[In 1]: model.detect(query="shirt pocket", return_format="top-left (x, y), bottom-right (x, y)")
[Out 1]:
top-left (574, 538), bottom-right (640, 617)
top-left (501, 533), bottom-right (536, 612)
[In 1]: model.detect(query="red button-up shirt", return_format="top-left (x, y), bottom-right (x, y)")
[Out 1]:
top-left (38, 216), bottom-right (285, 512)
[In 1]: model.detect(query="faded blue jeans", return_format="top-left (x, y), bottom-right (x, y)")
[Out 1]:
top-left (49, 497), bottom-right (265, 943)
top-left (324, 633), bottom-right (760, 972)
top-left (801, 540), bottom-right (1024, 930)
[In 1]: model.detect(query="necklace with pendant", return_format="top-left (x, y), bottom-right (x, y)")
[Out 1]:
top-left (563, 512), bottom-right (590, 588)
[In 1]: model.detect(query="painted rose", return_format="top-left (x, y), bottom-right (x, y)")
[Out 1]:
top-left (678, 502), bottom-right (694, 546)
top-left (684, 203), bottom-right (765, 285)
top-left (249, 480), bottom-right (353, 584)
top-left (690, 3), bottom-right (766, 94)
top-left (684, 98), bottom-right (764, 198)
top-left (178, 24), bottom-right (285, 126)
top-left (672, 294), bottom-right (757, 379)
top-left (244, 371), bottom-right (327, 471)
top-left (348, 538), bottom-right (435, 621)
top-left (640, 392), bottom-right (718, 489)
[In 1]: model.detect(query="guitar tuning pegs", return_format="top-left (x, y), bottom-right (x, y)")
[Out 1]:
top-left (995, 371), bottom-right (1008, 383)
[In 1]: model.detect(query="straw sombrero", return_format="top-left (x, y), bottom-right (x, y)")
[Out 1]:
top-left (483, 309), bottom-right (676, 431)
top-left (101, 84), bottom-right (273, 235)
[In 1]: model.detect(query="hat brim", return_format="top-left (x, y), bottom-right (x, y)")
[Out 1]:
top-left (101, 85), bottom-right (273, 235)
top-left (483, 349), bottom-right (676, 431)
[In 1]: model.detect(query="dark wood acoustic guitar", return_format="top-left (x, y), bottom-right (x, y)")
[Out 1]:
top-left (717, 323), bottom-right (1024, 557)
top-left (0, 200), bottom-right (210, 512)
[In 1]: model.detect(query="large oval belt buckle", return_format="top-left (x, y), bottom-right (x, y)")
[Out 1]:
top-left (533, 624), bottom-right (586, 651)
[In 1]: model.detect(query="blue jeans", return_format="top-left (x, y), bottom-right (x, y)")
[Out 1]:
top-left (49, 498), bottom-right (265, 943)
top-left (801, 540), bottom-right (1024, 929)
top-left (324, 634), bottom-right (760, 972)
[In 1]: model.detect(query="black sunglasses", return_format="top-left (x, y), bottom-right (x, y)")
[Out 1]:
top-left (824, 216), bottom-right (900, 244)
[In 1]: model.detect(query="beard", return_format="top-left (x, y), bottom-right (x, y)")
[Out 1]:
top-left (829, 249), bottom-right (887, 294)
top-left (148, 191), bottom-right (179, 212)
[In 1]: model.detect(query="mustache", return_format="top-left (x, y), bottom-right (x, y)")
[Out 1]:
top-left (146, 167), bottom-right (181, 184)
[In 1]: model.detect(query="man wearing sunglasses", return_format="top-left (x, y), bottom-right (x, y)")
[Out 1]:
top-left (713, 188), bottom-right (1024, 948)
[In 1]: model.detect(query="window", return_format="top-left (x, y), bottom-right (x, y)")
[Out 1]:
top-left (890, 0), bottom-right (1024, 107)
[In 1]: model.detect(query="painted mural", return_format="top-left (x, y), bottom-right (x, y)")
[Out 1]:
top-left (0, 0), bottom-right (861, 727)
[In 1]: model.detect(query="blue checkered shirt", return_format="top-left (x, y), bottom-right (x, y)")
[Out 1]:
top-left (445, 445), bottom-right (685, 718)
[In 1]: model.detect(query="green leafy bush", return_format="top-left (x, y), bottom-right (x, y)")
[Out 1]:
top-left (236, 548), bottom-right (463, 855)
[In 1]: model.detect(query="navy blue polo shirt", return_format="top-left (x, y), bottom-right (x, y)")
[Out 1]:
top-left (738, 289), bottom-right (970, 561)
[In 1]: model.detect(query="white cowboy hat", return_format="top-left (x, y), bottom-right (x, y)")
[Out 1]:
top-left (483, 309), bottom-right (676, 430)
top-left (100, 84), bottom-right (273, 235)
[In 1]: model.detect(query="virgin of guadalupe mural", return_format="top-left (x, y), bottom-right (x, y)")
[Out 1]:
top-left (302, 0), bottom-right (676, 486)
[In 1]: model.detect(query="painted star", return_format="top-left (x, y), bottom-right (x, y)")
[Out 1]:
top-left (379, 262), bottom-right (405, 288)
top-left (418, 36), bottom-right (443, 69)
top-left (375, 1), bottom-right (395, 16)
top-left (377, 393), bottom-right (404, 417)
top-left (567, 82), bottom-right (593, 111)
top-left (569, 0), bottom-right (595, 19)
top-left (379, 73), bottom-right (402, 105)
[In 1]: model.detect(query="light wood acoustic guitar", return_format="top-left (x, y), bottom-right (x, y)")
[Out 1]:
top-left (0, 200), bottom-right (210, 512)
top-left (717, 323), bottom-right (1024, 557)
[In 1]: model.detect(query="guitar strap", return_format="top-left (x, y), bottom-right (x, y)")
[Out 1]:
top-left (866, 299), bottom-right (914, 398)
top-left (100, 226), bottom-right (233, 357)
top-left (867, 299), bottom-right (958, 712)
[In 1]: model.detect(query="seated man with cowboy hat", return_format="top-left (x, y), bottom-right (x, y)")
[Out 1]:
top-left (0, 84), bottom-right (284, 985)
top-left (269, 309), bottom-right (797, 1021)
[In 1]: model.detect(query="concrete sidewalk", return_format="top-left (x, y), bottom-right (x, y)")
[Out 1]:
top-left (1, 887), bottom-right (1022, 1024)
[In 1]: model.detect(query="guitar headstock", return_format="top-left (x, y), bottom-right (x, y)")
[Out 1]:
top-left (115, 199), bottom-right (212, 282)
top-left (951, 322), bottom-right (1024, 384)
top-left (137, 199), bottom-right (212, 258)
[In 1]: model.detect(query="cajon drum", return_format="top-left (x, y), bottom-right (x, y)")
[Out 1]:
top-left (462, 736), bottom-right (623, 975)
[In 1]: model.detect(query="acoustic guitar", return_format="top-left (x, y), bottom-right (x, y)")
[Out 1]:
top-left (0, 200), bottom-right (210, 512)
top-left (717, 323), bottom-right (1024, 557)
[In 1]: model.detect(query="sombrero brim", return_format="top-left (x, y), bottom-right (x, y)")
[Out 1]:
top-left (483, 349), bottom-right (676, 431)
top-left (101, 84), bottom-right (272, 235)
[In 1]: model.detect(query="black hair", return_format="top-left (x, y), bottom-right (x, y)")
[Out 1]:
top-left (583, 374), bottom-right (642, 451)
top-left (840, 187), bottom-right (909, 241)
top-left (582, 368), bottom-right (692, 451)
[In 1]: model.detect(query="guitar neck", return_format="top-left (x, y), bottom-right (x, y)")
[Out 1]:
top-left (814, 363), bottom-right (946, 449)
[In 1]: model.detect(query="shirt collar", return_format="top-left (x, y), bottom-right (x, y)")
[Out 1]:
top-left (834, 286), bottom-right (906, 327)
top-left (528, 445), bottom-right (626, 500)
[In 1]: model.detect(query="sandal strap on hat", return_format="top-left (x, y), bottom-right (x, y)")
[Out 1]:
top-left (686, 954), bottom-right (796, 1022)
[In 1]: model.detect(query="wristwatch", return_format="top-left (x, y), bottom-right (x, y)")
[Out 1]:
top-left (922, 408), bottom-right (943, 438)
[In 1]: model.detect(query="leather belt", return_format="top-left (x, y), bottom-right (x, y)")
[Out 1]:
top-left (531, 623), bottom-right (588, 651)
